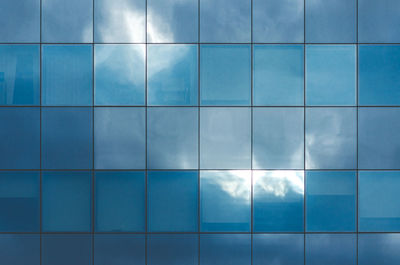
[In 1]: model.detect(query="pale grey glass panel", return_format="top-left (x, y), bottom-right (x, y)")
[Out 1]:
top-left (359, 234), bottom-right (400, 265)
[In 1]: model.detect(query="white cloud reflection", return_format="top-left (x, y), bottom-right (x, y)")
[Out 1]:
top-left (254, 171), bottom-right (304, 198)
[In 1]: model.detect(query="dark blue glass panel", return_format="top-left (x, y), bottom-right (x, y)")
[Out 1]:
top-left (42, 45), bottom-right (92, 106)
top-left (95, 44), bottom-right (145, 106)
top-left (359, 171), bottom-right (400, 232)
top-left (253, 234), bottom-right (304, 265)
top-left (200, 171), bottom-right (251, 232)
top-left (42, 172), bottom-right (91, 232)
top-left (200, 108), bottom-right (251, 169)
top-left (95, 171), bottom-right (145, 232)
top-left (253, 171), bottom-right (304, 232)
top-left (359, 234), bottom-right (400, 265)
top-left (359, 108), bottom-right (400, 169)
top-left (0, 235), bottom-right (40, 265)
top-left (148, 234), bottom-right (198, 265)
top-left (200, 234), bottom-right (251, 265)
top-left (306, 171), bottom-right (356, 232)
top-left (148, 108), bottom-right (198, 169)
top-left (253, 0), bottom-right (304, 43)
top-left (306, 45), bottom-right (356, 106)
top-left (0, 108), bottom-right (40, 169)
top-left (42, 235), bottom-right (91, 265)
top-left (253, 108), bottom-right (304, 169)
top-left (253, 45), bottom-right (304, 106)
top-left (94, 108), bottom-right (145, 169)
top-left (0, 45), bottom-right (40, 105)
top-left (42, 0), bottom-right (92, 43)
top-left (42, 108), bottom-right (92, 169)
top-left (148, 45), bottom-right (198, 106)
top-left (94, 235), bottom-right (145, 265)
top-left (200, 45), bottom-right (251, 106)
top-left (306, 108), bottom-right (357, 169)
top-left (359, 45), bottom-right (400, 106)
top-left (0, 172), bottom-right (39, 232)
top-left (306, 234), bottom-right (357, 265)
top-left (148, 171), bottom-right (198, 232)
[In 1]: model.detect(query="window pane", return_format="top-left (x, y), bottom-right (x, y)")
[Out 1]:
top-left (148, 45), bottom-right (198, 106)
top-left (200, 45), bottom-right (251, 106)
top-left (359, 234), bottom-right (400, 265)
top-left (200, 171), bottom-right (251, 232)
top-left (253, 171), bottom-right (304, 232)
top-left (0, 235), bottom-right (40, 265)
top-left (42, 45), bottom-right (92, 106)
top-left (42, 235), bottom-right (91, 265)
top-left (95, 45), bottom-right (145, 106)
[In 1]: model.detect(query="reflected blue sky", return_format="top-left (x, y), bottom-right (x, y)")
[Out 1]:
top-left (359, 234), bottom-right (400, 265)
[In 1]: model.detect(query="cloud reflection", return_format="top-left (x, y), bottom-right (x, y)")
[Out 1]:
top-left (254, 171), bottom-right (304, 198)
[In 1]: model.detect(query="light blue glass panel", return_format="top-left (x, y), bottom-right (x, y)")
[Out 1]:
top-left (253, 45), bottom-right (304, 106)
top-left (0, 45), bottom-right (39, 105)
top-left (200, 171), bottom-right (251, 232)
top-left (0, 235), bottom-right (40, 265)
top-left (42, 235), bottom-right (91, 265)
top-left (359, 234), bottom-right (400, 265)
top-left (42, 0), bottom-right (92, 43)
top-left (253, 171), bottom-right (304, 232)
top-left (42, 172), bottom-right (91, 232)
top-left (95, 108), bottom-right (145, 169)
top-left (200, 108), bottom-right (251, 169)
top-left (0, 172), bottom-right (39, 232)
top-left (148, 171), bottom-right (198, 232)
top-left (253, 108), bottom-right (304, 169)
top-left (359, 171), bottom-right (400, 232)
top-left (306, 171), bottom-right (356, 232)
top-left (306, 45), bottom-right (356, 106)
top-left (148, 108), bottom-right (198, 169)
top-left (94, 0), bottom-right (145, 43)
top-left (200, 45), bottom-right (251, 106)
top-left (95, 45), bottom-right (145, 106)
top-left (306, 108), bottom-right (357, 169)
top-left (148, 45), bottom-right (198, 106)
top-left (42, 45), bottom-right (92, 106)
top-left (253, 0), bottom-right (304, 43)
top-left (359, 45), bottom-right (400, 106)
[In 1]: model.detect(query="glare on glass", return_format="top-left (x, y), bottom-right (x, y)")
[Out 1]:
top-left (0, 235), bottom-right (40, 265)
top-left (359, 234), bottom-right (400, 265)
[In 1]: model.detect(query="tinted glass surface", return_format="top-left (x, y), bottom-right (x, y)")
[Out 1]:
top-left (0, 235), bottom-right (40, 265)
top-left (359, 234), bottom-right (400, 265)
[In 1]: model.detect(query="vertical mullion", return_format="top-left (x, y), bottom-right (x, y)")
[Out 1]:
top-left (197, 0), bottom-right (201, 264)
top-left (91, 0), bottom-right (95, 264)
top-left (250, 0), bottom-right (254, 265)
top-left (356, 0), bottom-right (359, 264)
top-left (303, 0), bottom-right (307, 264)
top-left (145, 0), bottom-right (148, 264)
top-left (39, 0), bottom-right (43, 264)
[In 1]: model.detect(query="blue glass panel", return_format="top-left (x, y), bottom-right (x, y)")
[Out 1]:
top-left (42, 235), bottom-right (91, 265)
top-left (94, 235), bottom-right (145, 265)
top-left (94, 107), bottom-right (145, 169)
top-left (200, 45), bottom-right (251, 106)
top-left (148, 45), bottom-right (198, 106)
top-left (200, 108), bottom-right (251, 169)
top-left (94, 0), bottom-right (145, 43)
top-left (42, 172), bottom-right (91, 232)
top-left (253, 108), bottom-right (304, 169)
top-left (42, 0), bottom-right (92, 43)
top-left (200, 0), bottom-right (250, 43)
top-left (0, 235), bottom-right (40, 265)
top-left (148, 234), bottom-right (198, 265)
top-left (95, 44), bottom-right (145, 106)
top-left (359, 45), bottom-right (400, 106)
top-left (306, 45), bottom-right (356, 106)
top-left (306, 108), bottom-right (357, 169)
top-left (306, 0), bottom-right (356, 43)
top-left (253, 0), bottom-right (304, 43)
top-left (253, 234), bottom-right (304, 265)
top-left (359, 171), bottom-right (400, 232)
top-left (0, 108), bottom-right (40, 169)
top-left (306, 171), bottom-right (356, 232)
top-left (253, 45), bottom-right (304, 106)
top-left (147, 0), bottom-right (198, 43)
top-left (359, 234), bottom-right (400, 265)
top-left (42, 108), bottom-right (92, 169)
top-left (200, 171), bottom-right (251, 232)
top-left (306, 234), bottom-right (357, 265)
top-left (148, 171), bottom-right (198, 232)
top-left (42, 45), bottom-right (92, 106)
top-left (253, 171), bottom-right (304, 232)
top-left (0, 45), bottom-right (40, 105)
top-left (200, 234), bottom-right (251, 265)
top-left (0, 172), bottom-right (39, 232)
top-left (95, 171), bottom-right (145, 232)
top-left (148, 108), bottom-right (198, 169)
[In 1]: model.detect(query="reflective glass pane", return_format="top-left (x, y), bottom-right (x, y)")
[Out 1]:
top-left (148, 45), bottom-right (198, 106)
top-left (200, 171), bottom-right (251, 232)
top-left (253, 171), bottom-right (304, 232)
top-left (200, 45), bottom-right (251, 106)
top-left (95, 45), bottom-right (145, 106)
top-left (42, 235), bottom-right (91, 265)
top-left (0, 235), bottom-right (40, 265)
top-left (359, 234), bottom-right (400, 265)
